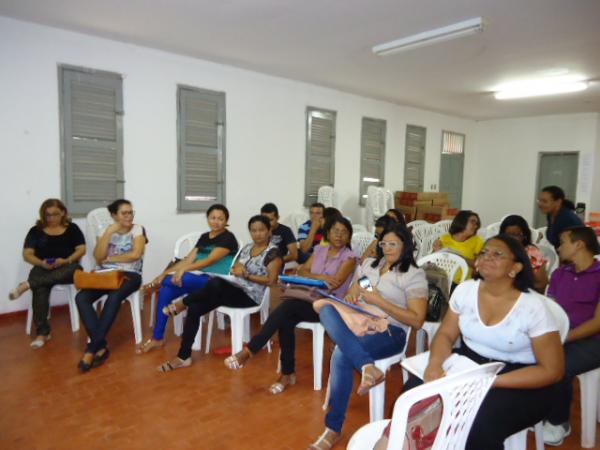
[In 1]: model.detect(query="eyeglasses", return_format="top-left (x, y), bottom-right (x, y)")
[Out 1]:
top-left (506, 232), bottom-right (524, 239)
top-left (45, 212), bottom-right (62, 218)
top-left (119, 210), bottom-right (135, 216)
top-left (378, 241), bottom-right (401, 249)
top-left (330, 228), bottom-right (349, 237)
top-left (477, 249), bottom-right (513, 261)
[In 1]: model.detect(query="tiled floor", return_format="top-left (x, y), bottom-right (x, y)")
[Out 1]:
top-left (0, 297), bottom-right (598, 450)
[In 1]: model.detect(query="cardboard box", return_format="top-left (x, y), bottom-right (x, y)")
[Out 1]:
top-left (432, 198), bottom-right (450, 207)
top-left (416, 205), bottom-right (448, 221)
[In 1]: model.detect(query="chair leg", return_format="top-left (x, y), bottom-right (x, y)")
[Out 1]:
top-left (415, 329), bottom-right (426, 354)
top-left (580, 370), bottom-right (600, 448)
top-left (26, 303), bottom-right (33, 335)
top-left (230, 314), bottom-right (245, 355)
top-left (174, 310), bottom-right (185, 336)
top-left (191, 316), bottom-right (203, 351)
top-left (68, 296), bottom-right (80, 333)
top-left (533, 421), bottom-right (544, 450)
top-left (503, 429), bottom-right (527, 450)
top-left (312, 326), bottom-right (325, 390)
top-left (368, 381), bottom-right (386, 422)
top-left (129, 293), bottom-right (143, 344)
top-left (149, 291), bottom-right (156, 328)
top-left (205, 310), bottom-right (215, 354)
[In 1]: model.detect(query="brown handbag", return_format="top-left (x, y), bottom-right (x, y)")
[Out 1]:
top-left (74, 269), bottom-right (126, 290)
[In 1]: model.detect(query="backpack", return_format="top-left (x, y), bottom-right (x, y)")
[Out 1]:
top-left (422, 262), bottom-right (450, 322)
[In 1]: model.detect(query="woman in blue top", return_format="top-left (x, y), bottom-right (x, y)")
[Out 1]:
top-left (137, 204), bottom-right (238, 354)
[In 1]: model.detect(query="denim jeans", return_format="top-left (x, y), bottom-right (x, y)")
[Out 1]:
top-left (75, 272), bottom-right (142, 353)
top-left (152, 273), bottom-right (210, 340)
top-left (546, 337), bottom-right (600, 425)
top-left (319, 304), bottom-right (406, 432)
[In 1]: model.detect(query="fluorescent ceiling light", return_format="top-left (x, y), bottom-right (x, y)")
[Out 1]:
top-left (494, 75), bottom-right (588, 100)
top-left (373, 17), bottom-right (484, 56)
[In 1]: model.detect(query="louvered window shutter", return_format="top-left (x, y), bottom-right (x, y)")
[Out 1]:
top-left (404, 125), bottom-right (427, 192)
top-left (359, 118), bottom-right (386, 205)
top-left (178, 87), bottom-right (226, 212)
top-left (61, 67), bottom-right (124, 215)
top-left (305, 108), bottom-right (336, 206)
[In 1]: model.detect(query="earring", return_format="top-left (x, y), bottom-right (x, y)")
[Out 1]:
top-left (508, 271), bottom-right (516, 278)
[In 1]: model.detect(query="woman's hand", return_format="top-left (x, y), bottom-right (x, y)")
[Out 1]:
top-left (320, 275), bottom-right (341, 289)
top-left (358, 286), bottom-right (382, 306)
top-left (231, 265), bottom-right (246, 278)
top-left (53, 258), bottom-right (70, 268)
top-left (104, 222), bottom-right (121, 236)
top-left (344, 293), bottom-right (359, 304)
top-left (432, 239), bottom-right (443, 252)
top-left (172, 268), bottom-right (186, 287)
top-left (39, 260), bottom-right (54, 270)
top-left (423, 363), bottom-right (445, 383)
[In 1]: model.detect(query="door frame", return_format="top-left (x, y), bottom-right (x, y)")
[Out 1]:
top-left (438, 130), bottom-right (466, 209)
top-left (533, 151), bottom-right (579, 228)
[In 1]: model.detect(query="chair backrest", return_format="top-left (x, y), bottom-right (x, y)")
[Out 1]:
top-left (385, 362), bottom-right (504, 449)
top-left (416, 234), bottom-right (438, 260)
top-left (407, 220), bottom-right (429, 229)
top-left (537, 243), bottom-right (559, 274)
top-left (383, 189), bottom-right (394, 210)
top-left (173, 231), bottom-right (203, 259)
top-left (432, 219), bottom-right (452, 235)
top-left (317, 185), bottom-right (337, 208)
top-left (542, 295), bottom-right (570, 342)
top-left (287, 210), bottom-right (309, 236)
top-left (485, 221), bottom-right (501, 239)
top-left (418, 252), bottom-right (469, 284)
top-left (352, 231), bottom-right (375, 259)
top-left (86, 207), bottom-right (113, 244)
top-left (536, 226), bottom-right (548, 245)
top-left (366, 186), bottom-right (387, 232)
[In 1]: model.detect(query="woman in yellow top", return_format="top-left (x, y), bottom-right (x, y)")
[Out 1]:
top-left (433, 210), bottom-right (484, 287)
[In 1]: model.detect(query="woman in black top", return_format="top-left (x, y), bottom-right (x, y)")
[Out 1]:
top-left (9, 199), bottom-right (86, 348)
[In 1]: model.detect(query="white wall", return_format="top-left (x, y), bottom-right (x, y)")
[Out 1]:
top-left (0, 17), bottom-right (475, 314)
top-left (464, 113), bottom-right (600, 226)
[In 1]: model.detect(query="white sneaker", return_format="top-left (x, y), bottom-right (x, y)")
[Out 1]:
top-left (543, 421), bottom-right (571, 446)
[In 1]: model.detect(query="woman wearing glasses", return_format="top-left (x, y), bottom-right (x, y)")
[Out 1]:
top-left (9, 199), bottom-right (86, 349)
top-left (420, 235), bottom-right (564, 450)
top-left (224, 216), bottom-right (356, 394)
top-left (308, 223), bottom-right (428, 450)
top-left (75, 199), bottom-right (146, 372)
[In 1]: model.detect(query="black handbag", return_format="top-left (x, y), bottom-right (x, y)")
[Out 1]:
top-left (426, 284), bottom-right (448, 322)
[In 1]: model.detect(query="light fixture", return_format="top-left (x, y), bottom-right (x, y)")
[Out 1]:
top-left (372, 17), bottom-right (484, 56)
top-left (494, 75), bottom-right (588, 100)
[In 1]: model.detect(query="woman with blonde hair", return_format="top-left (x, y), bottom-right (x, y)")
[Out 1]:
top-left (9, 199), bottom-right (86, 348)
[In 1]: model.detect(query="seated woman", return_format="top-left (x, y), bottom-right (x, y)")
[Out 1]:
top-left (75, 199), bottom-right (146, 372)
top-left (362, 215), bottom-right (400, 260)
top-left (499, 214), bottom-right (548, 292)
top-left (224, 216), bottom-right (357, 393)
top-left (433, 210), bottom-right (485, 287)
top-left (385, 208), bottom-right (407, 226)
top-left (417, 235), bottom-right (564, 450)
top-left (543, 226), bottom-right (600, 446)
top-left (9, 198), bottom-right (86, 349)
top-left (308, 223), bottom-right (428, 450)
top-left (137, 204), bottom-right (238, 354)
top-left (158, 215), bottom-right (282, 372)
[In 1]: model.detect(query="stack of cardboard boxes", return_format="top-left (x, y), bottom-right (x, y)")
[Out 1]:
top-left (394, 191), bottom-right (459, 223)
top-left (587, 212), bottom-right (600, 237)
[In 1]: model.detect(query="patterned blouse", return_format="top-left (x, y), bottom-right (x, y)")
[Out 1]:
top-left (234, 243), bottom-right (280, 304)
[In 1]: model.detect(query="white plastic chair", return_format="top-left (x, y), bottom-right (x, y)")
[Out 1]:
top-left (351, 231), bottom-right (375, 260)
top-left (205, 286), bottom-right (272, 355)
top-left (407, 220), bottom-right (429, 229)
top-left (383, 189), bottom-right (394, 210)
top-left (537, 243), bottom-right (559, 275)
top-left (288, 210), bottom-right (309, 237)
top-left (536, 227), bottom-right (549, 245)
top-left (296, 321), bottom-right (326, 390)
top-left (503, 297), bottom-right (569, 450)
top-left (348, 362), bottom-right (504, 450)
top-left (369, 329), bottom-right (412, 422)
top-left (93, 290), bottom-right (143, 344)
top-left (415, 253), bottom-right (469, 354)
top-left (366, 186), bottom-right (387, 233)
top-left (431, 219), bottom-right (452, 235)
top-left (485, 221), bottom-right (501, 239)
top-left (577, 367), bottom-right (600, 448)
top-left (26, 284), bottom-right (80, 334)
top-left (317, 185), bottom-right (337, 208)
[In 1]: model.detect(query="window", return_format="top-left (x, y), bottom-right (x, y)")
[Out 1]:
top-left (177, 86), bottom-right (226, 212)
top-left (359, 117), bottom-right (386, 206)
top-left (404, 125), bottom-right (426, 192)
top-left (59, 66), bottom-right (124, 215)
top-left (442, 130), bottom-right (465, 154)
top-left (305, 107), bottom-right (336, 206)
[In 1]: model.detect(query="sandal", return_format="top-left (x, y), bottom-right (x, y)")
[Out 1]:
top-left (9, 282), bottom-right (29, 300)
top-left (162, 300), bottom-right (186, 317)
top-left (30, 334), bottom-right (51, 349)
top-left (269, 373), bottom-right (296, 394)
top-left (157, 357), bottom-right (192, 372)
top-left (136, 339), bottom-right (164, 355)
top-left (308, 428), bottom-right (341, 450)
top-left (224, 348), bottom-right (251, 370)
top-left (356, 364), bottom-right (385, 396)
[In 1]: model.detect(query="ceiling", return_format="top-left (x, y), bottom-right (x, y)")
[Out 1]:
top-left (1, 0), bottom-right (600, 119)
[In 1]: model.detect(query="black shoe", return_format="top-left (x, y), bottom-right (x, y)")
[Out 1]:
top-left (92, 348), bottom-right (110, 368)
top-left (78, 359), bottom-right (92, 373)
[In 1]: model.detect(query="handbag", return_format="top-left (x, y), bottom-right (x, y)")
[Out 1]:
top-left (74, 269), bottom-right (126, 290)
top-left (279, 283), bottom-right (324, 302)
top-left (313, 299), bottom-right (389, 336)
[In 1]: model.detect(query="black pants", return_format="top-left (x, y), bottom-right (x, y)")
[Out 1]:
top-left (75, 272), bottom-right (142, 353)
top-left (546, 337), bottom-right (600, 425)
top-left (247, 298), bottom-right (319, 374)
top-left (404, 343), bottom-right (558, 450)
top-left (177, 277), bottom-right (256, 360)
top-left (27, 263), bottom-right (81, 336)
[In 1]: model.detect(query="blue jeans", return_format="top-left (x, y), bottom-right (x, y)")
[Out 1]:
top-left (319, 304), bottom-right (407, 432)
top-left (152, 273), bottom-right (211, 340)
top-left (75, 272), bottom-right (142, 353)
